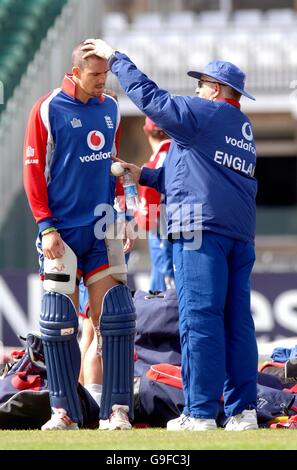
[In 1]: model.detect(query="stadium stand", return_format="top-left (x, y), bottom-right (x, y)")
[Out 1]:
top-left (132, 12), bottom-right (163, 30)
top-left (164, 10), bottom-right (197, 29)
top-left (198, 10), bottom-right (229, 28)
top-left (0, 0), bottom-right (68, 114)
top-left (233, 8), bottom-right (263, 28)
top-left (103, 7), bottom-right (297, 97)
top-left (102, 12), bottom-right (128, 35)
top-left (265, 8), bottom-right (296, 27)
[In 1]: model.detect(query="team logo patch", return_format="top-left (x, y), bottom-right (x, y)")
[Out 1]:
top-left (50, 264), bottom-right (66, 272)
top-left (71, 118), bottom-right (82, 128)
top-left (87, 130), bottom-right (105, 151)
top-left (104, 115), bottom-right (114, 129)
top-left (26, 146), bottom-right (35, 157)
top-left (61, 328), bottom-right (75, 336)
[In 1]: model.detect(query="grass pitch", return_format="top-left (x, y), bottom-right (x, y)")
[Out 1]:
top-left (0, 428), bottom-right (297, 450)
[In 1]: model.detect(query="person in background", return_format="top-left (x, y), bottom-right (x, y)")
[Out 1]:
top-left (136, 117), bottom-right (174, 292)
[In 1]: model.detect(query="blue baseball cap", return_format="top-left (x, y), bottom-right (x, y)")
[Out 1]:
top-left (188, 60), bottom-right (255, 101)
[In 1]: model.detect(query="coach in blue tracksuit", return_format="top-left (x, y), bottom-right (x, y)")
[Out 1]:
top-left (82, 40), bottom-right (259, 431)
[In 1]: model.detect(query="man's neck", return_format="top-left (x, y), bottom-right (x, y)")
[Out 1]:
top-left (149, 137), bottom-right (164, 153)
top-left (215, 97), bottom-right (241, 108)
top-left (73, 77), bottom-right (93, 103)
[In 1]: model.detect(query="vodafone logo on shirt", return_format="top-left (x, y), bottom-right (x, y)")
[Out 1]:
top-left (242, 122), bottom-right (253, 142)
top-left (87, 130), bottom-right (105, 151)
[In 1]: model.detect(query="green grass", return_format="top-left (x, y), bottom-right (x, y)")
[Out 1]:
top-left (0, 428), bottom-right (297, 450)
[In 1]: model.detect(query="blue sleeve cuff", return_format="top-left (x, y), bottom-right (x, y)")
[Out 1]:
top-left (108, 51), bottom-right (121, 71)
top-left (139, 167), bottom-right (154, 186)
top-left (139, 167), bottom-right (165, 194)
top-left (38, 218), bottom-right (56, 234)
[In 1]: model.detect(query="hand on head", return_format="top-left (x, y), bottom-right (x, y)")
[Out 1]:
top-left (82, 38), bottom-right (115, 60)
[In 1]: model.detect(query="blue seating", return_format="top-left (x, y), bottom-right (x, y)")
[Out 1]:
top-left (0, 0), bottom-right (68, 114)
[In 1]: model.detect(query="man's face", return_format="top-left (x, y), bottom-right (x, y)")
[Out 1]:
top-left (74, 56), bottom-right (109, 98)
top-left (196, 75), bottom-right (219, 100)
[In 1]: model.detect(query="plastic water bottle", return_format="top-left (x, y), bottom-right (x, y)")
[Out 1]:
top-left (123, 169), bottom-right (139, 212)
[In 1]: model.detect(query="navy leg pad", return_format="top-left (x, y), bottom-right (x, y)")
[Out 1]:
top-left (100, 284), bottom-right (136, 420)
top-left (40, 292), bottom-right (82, 425)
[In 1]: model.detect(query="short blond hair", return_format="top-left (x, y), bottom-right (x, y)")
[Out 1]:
top-left (72, 42), bottom-right (88, 69)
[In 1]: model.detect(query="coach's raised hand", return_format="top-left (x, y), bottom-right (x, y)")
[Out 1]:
top-left (82, 38), bottom-right (115, 60)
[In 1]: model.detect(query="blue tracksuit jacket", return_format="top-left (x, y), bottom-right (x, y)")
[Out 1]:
top-left (110, 53), bottom-right (257, 243)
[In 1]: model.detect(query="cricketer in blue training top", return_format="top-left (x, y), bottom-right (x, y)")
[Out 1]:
top-left (24, 41), bottom-right (136, 431)
top-left (82, 39), bottom-right (259, 431)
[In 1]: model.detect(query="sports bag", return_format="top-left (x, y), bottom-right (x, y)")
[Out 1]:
top-left (0, 332), bottom-right (99, 429)
top-left (134, 289), bottom-right (181, 376)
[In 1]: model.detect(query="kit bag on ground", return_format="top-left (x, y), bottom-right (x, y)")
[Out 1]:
top-left (133, 290), bottom-right (297, 428)
top-left (0, 332), bottom-right (99, 429)
top-left (133, 289), bottom-right (181, 376)
top-left (133, 289), bottom-right (183, 426)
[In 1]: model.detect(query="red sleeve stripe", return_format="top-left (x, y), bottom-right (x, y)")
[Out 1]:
top-left (23, 89), bottom-right (59, 224)
top-left (109, 98), bottom-right (123, 197)
top-left (114, 119), bottom-right (121, 157)
top-left (105, 96), bottom-right (121, 158)
top-left (115, 178), bottom-right (124, 197)
top-left (40, 88), bottom-right (61, 182)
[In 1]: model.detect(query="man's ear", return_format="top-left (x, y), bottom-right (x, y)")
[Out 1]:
top-left (72, 66), bottom-right (81, 78)
top-left (211, 83), bottom-right (220, 100)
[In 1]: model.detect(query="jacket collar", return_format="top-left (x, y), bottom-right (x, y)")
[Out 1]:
top-left (216, 97), bottom-right (241, 109)
top-left (61, 74), bottom-right (105, 103)
top-left (150, 139), bottom-right (171, 162)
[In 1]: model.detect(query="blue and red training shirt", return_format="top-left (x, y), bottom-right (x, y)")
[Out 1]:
top-left (24, 74), bottom-right (121, 233)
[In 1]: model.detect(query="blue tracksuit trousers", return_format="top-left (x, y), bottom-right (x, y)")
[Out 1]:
top-left (172, 231), bottom-right (258, 418)
top-left (148, 231), bottom-right (173, 292)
